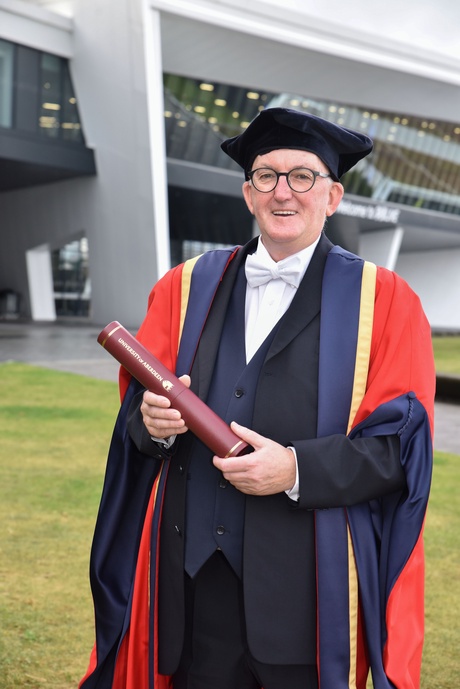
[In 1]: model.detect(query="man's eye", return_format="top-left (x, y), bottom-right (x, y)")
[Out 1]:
top-left (292, 170), bottom-right (313, 182)
top-left (258, 171), bottom-right (276, 181)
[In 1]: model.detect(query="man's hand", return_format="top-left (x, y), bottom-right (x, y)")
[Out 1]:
top-left (213, 421), bottom-right (296, 496)
top-left (140, 374), bottom-right (191, 439)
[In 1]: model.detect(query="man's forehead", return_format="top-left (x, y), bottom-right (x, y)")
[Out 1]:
top-left (252, 148), bottom-right (325, 169)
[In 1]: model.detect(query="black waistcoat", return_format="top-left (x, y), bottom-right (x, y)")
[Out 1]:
top-left (184, 264), bottom-right (278, 578)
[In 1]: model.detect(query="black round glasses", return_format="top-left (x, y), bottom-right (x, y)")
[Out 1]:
top-left (247, 167), bottom-right (331, 193)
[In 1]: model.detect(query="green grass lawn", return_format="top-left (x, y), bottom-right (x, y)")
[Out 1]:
top-left (0, 363), bottom-right (120, 688)
top-left (432, 335), bottom-right (460, 375)
top-left (0, 362), bottom-right (459, 687)
top-left (423, 452), bottom-right (460, 688)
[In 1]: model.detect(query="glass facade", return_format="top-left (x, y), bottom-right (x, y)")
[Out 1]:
top-left (163, 73), bottom-right (460, 222)
top-left (164, 74), bottom-right (273, 174)
top-left (40, 53), bottom-right (83, 142)
top-left (0, 39), bottom-right (14, 128)
top-left (0, 39), bottom-right (85, 142)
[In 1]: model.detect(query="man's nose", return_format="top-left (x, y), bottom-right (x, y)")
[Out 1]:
top-left (273, 174), bottom-right (293, 198)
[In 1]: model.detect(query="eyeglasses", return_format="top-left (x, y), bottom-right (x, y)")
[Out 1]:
top-left (247, 167), bottom-right (331, 193)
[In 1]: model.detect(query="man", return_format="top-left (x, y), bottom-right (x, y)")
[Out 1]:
top-left (80, 108), bottom-right (435, 689)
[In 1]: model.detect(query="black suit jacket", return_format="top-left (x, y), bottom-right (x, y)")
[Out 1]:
top-left (127, 234), bottom-right (404, 671)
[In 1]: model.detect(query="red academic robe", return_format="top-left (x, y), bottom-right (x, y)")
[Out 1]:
top-left (80, 243), bottom-right (434, 689)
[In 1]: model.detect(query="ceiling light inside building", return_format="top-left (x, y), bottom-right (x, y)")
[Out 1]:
top-left (39, 116), bottom-right (58, 127)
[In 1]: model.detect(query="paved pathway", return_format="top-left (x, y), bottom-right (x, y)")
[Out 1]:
top-left (1, 320), bottom-right (459, 455)
top-left (0, 320), bottom-right (120, 382)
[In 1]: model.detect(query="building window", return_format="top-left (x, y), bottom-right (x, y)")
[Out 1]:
top-left (40, 53), bottom-right (83, 143)
top-left (0, 39), bottom-right (14, 128)
top-left (52, 238), bottom-right (90, 317)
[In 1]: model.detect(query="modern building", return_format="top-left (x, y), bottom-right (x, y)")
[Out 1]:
top-left (1, 0), bottom-right (460, 330)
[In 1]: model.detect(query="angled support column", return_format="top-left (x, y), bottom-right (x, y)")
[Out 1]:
top-left (359, 226), bottom-right (404, 270)
top-left (26, 244), bottom-right (56, 321)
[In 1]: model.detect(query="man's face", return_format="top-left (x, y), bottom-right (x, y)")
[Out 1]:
top-left (242, 149), bottom-right (344, 261)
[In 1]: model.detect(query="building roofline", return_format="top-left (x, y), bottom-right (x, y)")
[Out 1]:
top-left (150, 0), bottom-right (460, 87)
top-left (0, 0), bottom-right (73, 56)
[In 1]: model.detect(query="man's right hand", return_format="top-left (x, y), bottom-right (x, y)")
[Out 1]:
top-left (140, 374), bottom-right (191, 439)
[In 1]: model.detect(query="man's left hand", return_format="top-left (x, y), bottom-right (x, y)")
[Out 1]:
top-left (213, 422), bottom-right (296, 496)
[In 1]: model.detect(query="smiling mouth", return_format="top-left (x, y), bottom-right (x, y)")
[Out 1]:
top-left (272, 210), bottom-right (296, 216)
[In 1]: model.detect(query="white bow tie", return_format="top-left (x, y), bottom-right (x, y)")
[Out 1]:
top-left (245, 252), bottom-right (303, 288)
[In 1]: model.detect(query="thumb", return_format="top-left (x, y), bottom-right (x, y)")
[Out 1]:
top-left (230, 421), bottom-right (264, 449)
top-left (179, 374), bottom-right (191, 388)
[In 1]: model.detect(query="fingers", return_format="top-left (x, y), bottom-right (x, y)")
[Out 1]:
top-left (141, 399), bottom-right (186, 438)
top-left (213, 424), bottom-right (297, 496)
top-left (229, 421), bottom-right (265, 449)
top-left (140, 373), bottom-right (191, 439)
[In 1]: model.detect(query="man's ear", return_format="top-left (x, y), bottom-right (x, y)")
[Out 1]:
top-left (326, 182), bottom-right (344, 217)
top-left (242, 181), bottom-right (255, 215)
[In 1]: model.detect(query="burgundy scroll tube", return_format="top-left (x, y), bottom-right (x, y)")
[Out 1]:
top-left (97, 321), bottom-right (252, 458)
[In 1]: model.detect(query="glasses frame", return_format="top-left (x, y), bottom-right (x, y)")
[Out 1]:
top-left (247, 166), bottom-right (331, 193)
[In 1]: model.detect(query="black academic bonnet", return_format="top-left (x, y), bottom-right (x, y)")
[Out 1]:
top-left (221, 107), bottom-right (373, 181)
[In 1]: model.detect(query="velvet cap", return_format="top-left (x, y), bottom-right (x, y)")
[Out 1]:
top-left (221, 107), bottom-right (373, 181)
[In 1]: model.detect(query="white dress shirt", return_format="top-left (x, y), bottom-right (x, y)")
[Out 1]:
top-left (244, 237), bottom-right (320, 362)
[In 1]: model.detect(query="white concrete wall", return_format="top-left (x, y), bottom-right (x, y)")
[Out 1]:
top-left (0, 169), bottom-right (161, 329)
top-left (22, 0), bottom-right (460, 65)
top-left (21, 0), bottom-right (72, 16)
top-left (155, 0), bottom-right (460, 123)
top-left (396, 249), bottom-right (460, 331)
top-left (0, 0), bottom-right (169, 328)
top-left (255, 0), bottom-right (460, 61)
top-left (66, 0), bottom-right (168, 327)
top-left (0, 178), bottom-right (95, 320)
